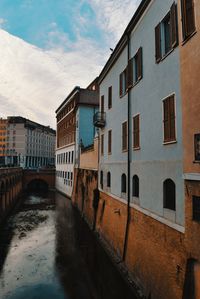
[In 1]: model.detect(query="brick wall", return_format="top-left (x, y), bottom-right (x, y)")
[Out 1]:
top-left (96, 191), bottom-right (187, 299)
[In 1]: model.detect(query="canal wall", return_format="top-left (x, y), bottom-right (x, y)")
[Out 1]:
top-left (72, 169), bottom-right (188, 299)
top-left (0, 168), bottom-right (23, 224)
top-left (72, 168), bottom-right (98, 229)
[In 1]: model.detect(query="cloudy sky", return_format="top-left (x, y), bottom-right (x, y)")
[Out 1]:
top-left (0, 0), bottom-right (140, 128)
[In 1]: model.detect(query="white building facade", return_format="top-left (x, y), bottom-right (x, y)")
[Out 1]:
top-left (97, 0), bottom-right (184, 230)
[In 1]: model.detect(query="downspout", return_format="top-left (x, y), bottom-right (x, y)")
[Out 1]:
top-left (123, 32), bottom-right (131, 261)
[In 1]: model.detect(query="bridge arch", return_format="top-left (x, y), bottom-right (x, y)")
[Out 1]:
top-left (27, 179), bottom-right (49, 193)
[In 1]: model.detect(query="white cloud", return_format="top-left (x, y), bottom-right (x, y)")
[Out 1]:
top-left (0, 1), bottom-right (141, 128)
top-left (88, 0), bottom-right (140, 44)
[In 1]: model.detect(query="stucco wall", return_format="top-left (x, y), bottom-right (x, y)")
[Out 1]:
top-left (99, 0), bottom-right (184, 227)
top-left (80, 137), bottom-right (98, 170)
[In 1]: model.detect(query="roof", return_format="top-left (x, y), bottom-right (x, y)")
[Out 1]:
top-left (98, 0), bottom-right (151, 84)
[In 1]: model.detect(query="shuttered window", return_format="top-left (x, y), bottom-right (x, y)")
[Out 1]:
top-left (101, 95), bottom-right (104, 113)
top-left (133, 115), bottom-right (140, 149)
top-left (155, 23), bottom-right (162, 62)
top-left (108, 130), bottom-right (112, 154)
top-left (134, 47), bottom-right (143, 82)
top-left (108, 86), bottom-right (112, 109)
top-left (155, 3), bottom-right (178, 63)
top-left (101, 134), bottom-right (104, 155)
top-left (163, 95), bottom-right (176, 143)
top-left (194, 134), bottom-right (200, 161)
top-left (122, 121), bottom-right (128, 151)
top-left (119, 69), bottom-right (127, 97)
top-left (128, 58), bottom-right (133, 88)
top-left (181, 0), bottom-right (196, 40)
top-left (170, 2), bottom-right (179, 47)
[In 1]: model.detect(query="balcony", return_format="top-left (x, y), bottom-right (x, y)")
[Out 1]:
top-left (93, 112), bottom-right (106, 128)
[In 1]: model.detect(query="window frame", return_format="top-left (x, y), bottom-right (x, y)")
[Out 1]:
top-left (181, 0), bottom-right (196, 42)
top-left (133, 114), bottom-right (140, 150)
top-left (122, 121), bottom-right (128, 152)
top-left (163, 179), bottom-right (176, 211)
top-left (108, 129), bottom-right (112, 155)
top-left (162, 93), bottom-right (177, 144)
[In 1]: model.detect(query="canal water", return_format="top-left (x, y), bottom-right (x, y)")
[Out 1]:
top-left (0, 192), bottom-right (137, 299)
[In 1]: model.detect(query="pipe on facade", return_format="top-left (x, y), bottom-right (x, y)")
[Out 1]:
top-left (122, 32), bottom-right (131, 261)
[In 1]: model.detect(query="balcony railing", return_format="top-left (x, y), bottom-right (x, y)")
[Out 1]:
top-left (93, 112), bottom-right (106, 128)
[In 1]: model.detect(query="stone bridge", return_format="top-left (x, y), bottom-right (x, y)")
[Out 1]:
top-left (22, 168), bottom-right (55, 191)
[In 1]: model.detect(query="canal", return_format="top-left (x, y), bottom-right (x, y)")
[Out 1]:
top-left (0, 192), bottom-right (138, 299)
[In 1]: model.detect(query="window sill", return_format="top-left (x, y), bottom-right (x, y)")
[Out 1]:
top-left (108, 152), bottom-right (112, 155)
top-left (133, 146), bottom-right (140, 151)
top-left (163, 208), bottom-right (176, 222)
top-left (122, 149), bottom-right (128, 153)
top-left (193, 160), bottom-right (200, 164)
top-left (156, 47), bottom-right (176, 64)
top-left (119, 91), bottom-right (128, 99)
top-left (163, 140), bottom-right (177, 145)
top-left (182, 30), bottom-right (197, 46)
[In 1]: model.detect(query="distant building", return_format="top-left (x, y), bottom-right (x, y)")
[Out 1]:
top-left (55, 78), bottom-right (99, 197)
top-left (5, 116), bottom-right (55, 168)
top-left (0, 118), bottom-right (7, 166)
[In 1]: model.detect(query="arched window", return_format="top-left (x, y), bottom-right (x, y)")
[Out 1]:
top-left (100, 171), bottom-right (103, 189)
top-left (132, 175), bottom-right (139, 197)
top-left (121, 174), bottom-right (126, 193)
top-left (163, 179), bottom-right (176, 211)
top-left (107, 172), bottom-right (111, 187)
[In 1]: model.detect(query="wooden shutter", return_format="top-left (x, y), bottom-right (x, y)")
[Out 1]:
top-left (108, 86), bottom-right (112, 109)
top-left (163, 96), bottom-right (175, 142)
top-left (169, 96), bottom-right (176, 140)
top-left (170, 2), bottom-right (178, 48)
top-left (181, 0), bottom-right (196, 39)
top-left (122, 121), bottom-right (127, 151)
top-left (101, 95), bottom-right (104, 113)
top-left (101, 134), bottom-right (104, 155)
top-left (119, 73), bottom-right (123, 97)
top-left (138, 47), bottom-right (143, 80)
top-left (133, 115), bottom-right (140, 149)
top-left (108, 130), bottom-right (112, 154)
top-left (128, 58), bottom-right (133, 88)
top-left (155, 23), bottom-right (161, 63)
top-left (125, 68), bottom-right (128, 92)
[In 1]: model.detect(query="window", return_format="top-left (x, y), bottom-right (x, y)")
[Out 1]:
top-left (68, 151), bottom-right (71, 163)
top-left (155, 3), bottom-right (178, 62)
top-left (133, 115), bottom-right (140, 149)
top-left (132, 175), bottom-right (139, 197)
top-left (163, 179), bottom-right (176, 211)
top-left (193, 196), bottom-right (200, 221)
top-left (134, 47), bottom-right (143, 83)
top-left (71, 151), bottom-right (74, 164)
top-left (100, 171), bottom-right (103, 189)
top-left (163, 95), bottom-right (176, 143)
top-left (194, 134), bottom-right (200, 161)
top-left (108, 130), bottom-right (112, 154)
top-left (107, 172), bottom-right (111, 188)
top-left (119, 69), bottom-right (127, 97)
top-left (122, 121), bottom-right (128, 151)
top-left (101, 134), bottom-right (104, 155)
top-left (101, 95), bottom-right (104, 113)
top-left (181, 0), bottom-right (196, 40)
top-left (121, 174), bottom-right (126, 193)
top-left (108, 86), bottom-right (112, 109)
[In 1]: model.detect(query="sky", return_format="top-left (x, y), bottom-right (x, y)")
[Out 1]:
top-left (0, 0), bottom-right (140, 128)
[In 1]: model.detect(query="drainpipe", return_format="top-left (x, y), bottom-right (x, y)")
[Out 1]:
top-left (123, 32), bottom-right (131, 261)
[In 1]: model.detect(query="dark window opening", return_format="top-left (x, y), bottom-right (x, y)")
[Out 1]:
top-left (107, 172), bottom-right (111, 188)
top-left (121, 173), bottom-right (126, 193)
top-left (100, 171), bottom-right (103, 189)
top-left (132, 175), bottom-right (139, 197)
top-left (193, 196), bottom-right (200, 221)
top-left (163, 179), bottom-right (176, 211)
